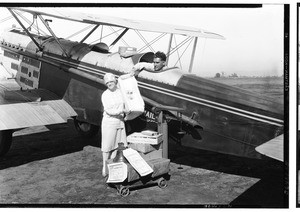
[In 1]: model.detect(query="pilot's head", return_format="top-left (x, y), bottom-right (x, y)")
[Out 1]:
top-left (153, 51), bottom-right (166, 71)
top-left (104, 73), bottom-right (117, 91)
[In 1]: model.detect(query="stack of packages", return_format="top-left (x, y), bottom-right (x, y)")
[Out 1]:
top-left (124, 130), bottom-right (170, 182)
top-left (107, 130), bottom-right (170, 184)
top-left (127, 130), bottom-right (163, 160)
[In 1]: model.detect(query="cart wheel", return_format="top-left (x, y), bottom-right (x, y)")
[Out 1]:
top-left (157, 178), bottom-right (168, 188)
top-left (118, 186), bottom-right (130, 197)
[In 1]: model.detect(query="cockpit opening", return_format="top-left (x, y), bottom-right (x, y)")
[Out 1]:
top-left (90, 42), bottom-right (109, 53)
top-left (131, 52), bottom-right (154, 64)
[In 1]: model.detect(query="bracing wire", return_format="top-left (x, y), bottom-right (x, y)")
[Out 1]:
top-left (174, 37), bottom-right (194, 69)
top-left (0, 15), bottom-right (14, 24)
top-left (168, 37), bottom-right (193, 56)
top-left (138, 33), bottom-right (167, 53)
top-left (35, 15), bottom-right (40, 35)
top-left (173, 36), bottom-right (182, 69)
top-left (25, 13), bottom-right (35, 31)
top-left (66, 25), bottom-right (94, 40)
top-left (134, 30), bottom-right (155, 52)
top-left (15, 10), bottom-right (48, 35)
top-left (89, 28), bottom-right (123, 45)
top-left (109, 26), bottom-right (129, 48)
top-left (0, 10), bottom-right (25, 24)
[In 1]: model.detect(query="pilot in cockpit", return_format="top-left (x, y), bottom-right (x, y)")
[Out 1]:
top-left (129, 51), bottom-right (168, 77)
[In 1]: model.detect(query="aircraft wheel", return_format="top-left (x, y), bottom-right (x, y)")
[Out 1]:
top-left (74, 119), bottom-right (99, 138)
top-left (157, 177), bottom-right (168, 188)
top-left (118, 186), bottom-right (130, 197)
top-left (0, 130), bottom-right (13, 156)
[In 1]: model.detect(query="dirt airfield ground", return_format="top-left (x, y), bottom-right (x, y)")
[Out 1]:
top-left (0, 78), bottom-right (286, 207)
top-left (0, 121), bottom-right (285, 207)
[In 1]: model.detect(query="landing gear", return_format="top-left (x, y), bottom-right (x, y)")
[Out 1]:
top-left (0, 130), bottom-right (13, 156)
top-left (157, 177), bottom-right (168, 188)
top-left (74, 119), bottom-right (99, 138)
top-left (117, 185), bottom-right (130, 197)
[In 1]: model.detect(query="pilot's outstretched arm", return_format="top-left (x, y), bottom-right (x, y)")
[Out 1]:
top-left (120, 62), bottom-right (154, 79)
top-left (132, 62), bottom-right (154, 72)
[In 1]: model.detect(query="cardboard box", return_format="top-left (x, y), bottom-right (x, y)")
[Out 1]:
top-left (126, 163), bottom-right (141, 182)
top-left (147, 158), bottom-right (170, 178)
top-left (129, 142), bottom-right (162, 154)
top-left (139, 149), bottom-right (163, 160)
top-left (107, 152), bottom-right (169, 182)
top-left (119, 46), bottom-right (137, 57)
top-left (107, 159), bottom-right (140, 182)
top-left (127, 132), bottom-right (163, 145)
top-left (118, 77), bottom-right (144, 121)
top-left (123, 158), bottom-right (170, 182)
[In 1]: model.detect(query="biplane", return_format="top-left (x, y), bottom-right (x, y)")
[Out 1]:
top-left (0, 7), bottom-right (284, 161)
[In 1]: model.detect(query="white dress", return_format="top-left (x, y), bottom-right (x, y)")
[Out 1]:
top-left (101, 88), bottom-right (127, 152)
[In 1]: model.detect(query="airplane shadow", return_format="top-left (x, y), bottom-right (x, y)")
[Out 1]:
top-left (0, 120), bottom-right (101, 170)
top-left (168, 141), bottom-right (287, 208)
top-left (0, 120), bottom-right (287, 207)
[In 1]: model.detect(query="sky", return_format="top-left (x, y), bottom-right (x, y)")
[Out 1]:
top-left (0, 5), bottom-right (284, 77)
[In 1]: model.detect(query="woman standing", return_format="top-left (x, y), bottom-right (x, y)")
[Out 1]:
top-left (101, 73), bottom-right (128, 177)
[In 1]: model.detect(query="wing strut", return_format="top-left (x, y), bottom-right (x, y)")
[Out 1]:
top-left (37, 14), bottom-right (70, 57)
top-left (7, 8), bottom-right (43, 52)
top-left (80, 24), bottom-right (99, 43)
top-left (16, 11), bottom-right (48, 36)
top-left (166, 33), bottom-right (173, 66)
top-left (110, 28), bottom-right (129, 48)
top-left (188, 37), bottom-right (198, 73)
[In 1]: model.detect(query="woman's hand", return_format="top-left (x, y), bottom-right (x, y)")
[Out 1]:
top-left (123, 109), bottom-right (131, 121)
top-left (123, 109), bottom-right (131, 114)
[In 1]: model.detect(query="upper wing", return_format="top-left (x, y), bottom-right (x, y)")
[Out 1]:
top-left (255, 134), bottom-right (284, 162)
top-left (10, 7), bottom-right (225, 40)
top-left (0, 88), bottom-right (77, 131)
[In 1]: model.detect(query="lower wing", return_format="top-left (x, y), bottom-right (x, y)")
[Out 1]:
top-left (0, 88), bottom-right (77, 131)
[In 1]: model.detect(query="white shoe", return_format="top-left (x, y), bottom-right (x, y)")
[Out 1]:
top-left (102, 167), bottom-right (108, 177)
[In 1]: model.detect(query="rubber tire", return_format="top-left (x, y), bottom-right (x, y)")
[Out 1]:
top-left (0, 130), bottom-right (13, 157)
top-left (158, 178), bottom-right (168, 188)
top-left (118, 186), bottom-right (130, 197)
top-left (74, 119), bottom-right (100, 138)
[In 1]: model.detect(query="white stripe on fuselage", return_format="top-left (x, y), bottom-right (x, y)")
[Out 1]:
top-left (137, 81), bottom-right (283, 125)
top-left (138, 83), bottom-right (283, 127)
top-left (36, 55), bottom-right (285, 127)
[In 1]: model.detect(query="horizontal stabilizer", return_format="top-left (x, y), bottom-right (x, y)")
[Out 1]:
top-left (255, 134), bottom-right (283, 162)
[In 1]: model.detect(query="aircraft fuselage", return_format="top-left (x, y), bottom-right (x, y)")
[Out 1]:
top-left (0, 28), bottom-right (284, 159)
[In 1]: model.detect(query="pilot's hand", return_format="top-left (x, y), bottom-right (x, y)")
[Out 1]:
top-left (123, 109), bottom-right (131, 121)
top-left (130, 68), bottom-right (140, 77)
top-left (131, 66), bottom-right (138, 72)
